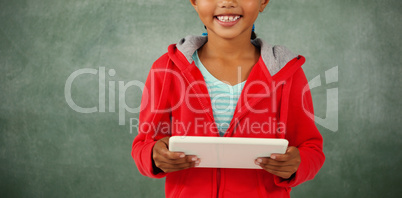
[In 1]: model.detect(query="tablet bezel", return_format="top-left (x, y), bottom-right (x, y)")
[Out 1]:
top-left (169, 136), bottom-right (289, 169)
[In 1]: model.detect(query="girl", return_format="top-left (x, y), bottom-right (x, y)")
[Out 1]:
top-left (132, 0), bottom-right (325, 197)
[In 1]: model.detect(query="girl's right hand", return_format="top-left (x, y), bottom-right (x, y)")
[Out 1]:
top-left (152, 137), bottom-right (200, 173)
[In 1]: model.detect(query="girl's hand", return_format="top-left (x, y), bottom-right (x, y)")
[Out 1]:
top-left (255, 146), bottom-right (301, 179)
top-left (152, 137), bottom-right (200, 173)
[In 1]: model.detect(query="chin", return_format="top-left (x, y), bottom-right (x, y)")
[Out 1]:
top-left (213, 32), bottom-right (242, 40)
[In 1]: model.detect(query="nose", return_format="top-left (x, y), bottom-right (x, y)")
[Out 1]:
top-left (218, 0), bottom-right (238, 8)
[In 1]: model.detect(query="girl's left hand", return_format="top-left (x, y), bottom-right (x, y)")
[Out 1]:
top-left (255, 146), bottom-right (301, 179)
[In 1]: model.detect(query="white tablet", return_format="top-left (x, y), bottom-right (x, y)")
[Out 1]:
top-left (169, 136), bottom-right (288, 169)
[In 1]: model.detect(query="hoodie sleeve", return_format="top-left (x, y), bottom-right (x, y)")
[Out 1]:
top-left (131, 54), bottom-right (172, 178)
top-left (274, 67), bottom-right (325, 187)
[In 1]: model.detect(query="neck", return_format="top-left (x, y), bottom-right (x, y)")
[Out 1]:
top-left (200, 33), bottom-right (258, 61)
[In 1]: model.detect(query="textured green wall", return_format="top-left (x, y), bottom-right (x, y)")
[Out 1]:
top-left (1, 0), bottom-right (401, 197)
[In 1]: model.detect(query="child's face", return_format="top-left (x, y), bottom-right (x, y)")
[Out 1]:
top-left (190, 0), bottom-right (269, 40)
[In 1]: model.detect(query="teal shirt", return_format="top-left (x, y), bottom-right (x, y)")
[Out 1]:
top-left (192, 51), bottom-right (246, 136)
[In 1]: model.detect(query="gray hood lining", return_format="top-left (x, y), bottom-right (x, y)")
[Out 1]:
top-left (176, 35), bottom-right (296, 76)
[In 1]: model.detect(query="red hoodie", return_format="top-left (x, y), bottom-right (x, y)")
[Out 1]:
top-left (132, 36), bottom-right (325, 198)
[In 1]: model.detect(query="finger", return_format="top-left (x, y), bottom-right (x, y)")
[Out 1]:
top-left (156, 140), bottom-right (186, 160)
top-left (255, 157), bottom-right (294, 167)
top-left (269, 153), bottom-right (290, 162)
top-left (162, 155), bottom-right (199, 165)
top-left (259, 163), bottom-right (298, 173)
top-left (159, 160), bottom-right (196, 170)
top-left (157, 146), bottom-right (186, 160)
top-left (263, 168), bottom-right (294, 179)
top-left (158, 159), bottom-right (201, 172)
top-left (153, 148), bottom-right (185, 166)
top-left (255, 157), bottom-right (269, 165)
top-left (155, 160), bottom-right (192, 171)
top-left (270, 147), bottom-right (298, 162)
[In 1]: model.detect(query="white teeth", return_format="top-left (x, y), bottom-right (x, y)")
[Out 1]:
top-left (217, 15), bottom-right (240, 22)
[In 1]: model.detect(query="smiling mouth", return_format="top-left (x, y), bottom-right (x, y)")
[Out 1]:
top-left (215, 15), bottom-right (241, 22)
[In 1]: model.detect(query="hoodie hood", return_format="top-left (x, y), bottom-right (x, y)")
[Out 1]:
top-left (172, 35), bottom-right (297, 77)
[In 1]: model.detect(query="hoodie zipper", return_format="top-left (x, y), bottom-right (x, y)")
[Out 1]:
top-left (216, 168), bottom-right (221, 198)
top-left (224, 57), bottom-right (303, 137)
top-left (180, 65), bottom-right (218, 134)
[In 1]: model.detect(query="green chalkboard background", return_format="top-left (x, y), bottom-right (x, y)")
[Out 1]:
top-left (1, 0), bottom-right (401, 197)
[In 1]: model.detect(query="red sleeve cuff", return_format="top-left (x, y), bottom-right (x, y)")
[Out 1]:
top-left (136, 141), bottom-right (167, 179)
